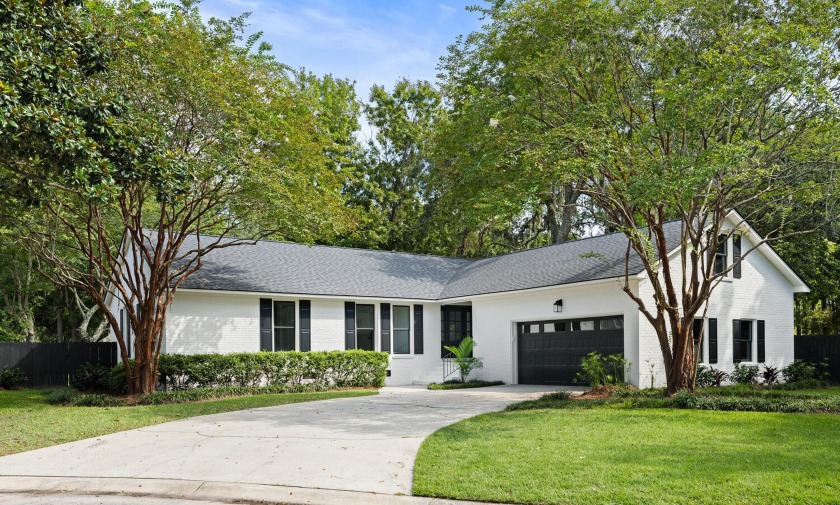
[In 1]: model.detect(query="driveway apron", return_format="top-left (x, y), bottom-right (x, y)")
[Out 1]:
top-left (0, 385), bottom-right (558, 495)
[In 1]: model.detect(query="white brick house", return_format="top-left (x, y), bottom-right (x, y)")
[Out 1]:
top-left (110, 214), bottom-right (808, 387)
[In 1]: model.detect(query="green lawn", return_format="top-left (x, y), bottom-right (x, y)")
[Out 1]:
top-left (0, 388), bottom-right (376, 456)
top-left (413, 407), bottom-right (840, 505)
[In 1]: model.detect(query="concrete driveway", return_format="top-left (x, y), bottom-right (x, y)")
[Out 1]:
top-left (0, 385), bottom-right (559, 497)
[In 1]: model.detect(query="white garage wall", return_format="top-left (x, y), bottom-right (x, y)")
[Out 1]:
top-left (468, 279), bottom-right (643, 386)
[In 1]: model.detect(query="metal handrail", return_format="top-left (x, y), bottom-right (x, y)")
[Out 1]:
top-left (442, 351), bottom-right (459, 382)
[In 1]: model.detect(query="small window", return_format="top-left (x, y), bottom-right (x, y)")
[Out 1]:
top-left (598, 318), bottom-right (623, 331)
top-left (552, 322), bottom-right (566, 332)
top-left (735, 320), bottom-right (752, 362)
top-left (528, 324), bottom-right (540, 333)
top-left (273, 301), bottom-right (295, 351)
top-left (393, 305), bottom-right (410, 354)
top-left (356, 304), bottom-right (375, 351)
top-left (692, 319), bottom-right (704, 363)
top-left (571, 320), bottom-right (595, 331)
top-left (714, 234), bottom-right (727, 275)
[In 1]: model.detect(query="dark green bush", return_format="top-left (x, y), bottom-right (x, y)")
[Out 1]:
top-left (137, 384), bottom-right (326, 405)
top-left (72, 363), bottom-right (110, 391)
top-left (47, 388), bottom-right (80, 405)
top-left (73, 393), bottom-right (125, 407)
top-left (158, 351), bottom-right (388, 391)
top-left (0, 367), bottom-right (27, 388)
top-left (575, 352), bottom-right (629, 386)
top-left (508, 390), bottom-right (840, 414)
top-left (781, 359), bottom-right (829, 383)
top-left (105, 360), bottom-right (132, 395)
top-left (696, 365), bottom-right (728, 387)
top-left (730, 363), bottom-right (759, 385)
top-left (427, 380), bottom-right (504, 390)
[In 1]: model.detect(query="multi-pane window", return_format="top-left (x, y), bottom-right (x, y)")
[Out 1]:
top-left (693, 318), bottom-right (704, 362)
top-left (393, 305), bottom-right (410, 354)
top-left (441, 306), bottom-right (472, 357)
top-left (734, 320), bottom-right (753, 362)
top-left (714, 234), bottom-right (727, 275)
top-left (356, 304), bottom-right (375, 350)
top-left (273, 301), bottom-right (295, 351)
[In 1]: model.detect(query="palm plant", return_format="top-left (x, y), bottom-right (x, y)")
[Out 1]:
top-left (444, 336), bottom-right (483, 383)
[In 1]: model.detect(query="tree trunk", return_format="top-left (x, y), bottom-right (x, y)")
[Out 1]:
top-left (545, 184), bottom-right (580, 244)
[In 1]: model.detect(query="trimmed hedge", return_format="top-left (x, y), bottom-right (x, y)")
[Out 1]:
top-left (157, 351), bottom-right (389, 390)
top-left (507, 391), bottom-right (840, 414)
top-left (427, 380), bottom-right (505, 390)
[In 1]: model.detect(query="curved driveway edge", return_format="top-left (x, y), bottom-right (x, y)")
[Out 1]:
top-left (0, 385), bottom-right (560, 497)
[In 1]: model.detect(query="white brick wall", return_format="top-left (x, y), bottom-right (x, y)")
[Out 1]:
top-left (637, 229), bottom-right (797, 388)
top-left (160, 291), bottom-right (443, 385)
top-left (470, 280), bottom-right (641, 384)
top-left (166, 292), bottom-right (261, 354)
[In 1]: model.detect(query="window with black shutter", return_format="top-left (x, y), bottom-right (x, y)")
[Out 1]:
top-left (733, 319), bottom-right (752, 363)
top-left (299, 300), bottom-right (311, 352)
top-left (344, 302), bottom-right (356, 350)
top-left (356, 304), bottom-right (375, 350)
top-left (380, 303), bottom-right (391, 354)
top-left (414, 304), bottom-right (424, 354)
top-left (273, 301), bottom-right (296, 351)
top-left (733, 235), bottom-right (742, 279)
top-left (757, 320), bottom-right (765, 363)
top-left (708, 318), bottom-right (718, 364)
top-left (714, 234), bottom-right (727, 275)
top-left (259, 298), bottom-right (273, 351)
top-left (393, 305), bottom-right (410, 354)
top-left (692, 318), bottom-right (704, 363)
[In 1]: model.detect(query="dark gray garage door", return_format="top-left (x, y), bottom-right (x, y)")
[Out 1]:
top-left (518, 316), bottom-right (624, 385)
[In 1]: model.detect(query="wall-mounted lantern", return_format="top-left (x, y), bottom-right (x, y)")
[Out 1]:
top-left (553, 299), bottom-right (563, 313)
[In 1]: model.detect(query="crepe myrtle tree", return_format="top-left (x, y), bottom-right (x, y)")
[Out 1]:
top-left (442, 0), bottom-right (840, 394)
top-left (1, 1), bottom-right (347, 394)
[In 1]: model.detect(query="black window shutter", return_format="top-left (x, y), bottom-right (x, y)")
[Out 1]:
top-left (708, 318), bottom-right (718, 364)
top-left (757, 320), bottom-right (765, 363)
top-left (733, 235), bottom-right (742, 279)
top-left (299, 300), bottom-right (311, 352)
top-left (380, 303), bottom-right (391, 353)
top-left (732, 320), bottom-right (742, 363)
top-left (345, 302), bottom-right (356, 350)
top-left (259, 298), bottom-right (273, 351)
top-left (414, 304), bottom-right (424, 354)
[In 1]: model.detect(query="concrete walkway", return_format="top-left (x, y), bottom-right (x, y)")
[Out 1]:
top-left (0, 385), bottom-right (560, 503)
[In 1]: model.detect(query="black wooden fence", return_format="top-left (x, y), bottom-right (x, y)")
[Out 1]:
top-left (0, 342), bottom-right (118, 387)
top-left (794, 335), bottom-right (840, 383)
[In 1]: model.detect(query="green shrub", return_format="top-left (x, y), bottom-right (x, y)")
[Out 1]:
top-left (781, 359), bottom-right (829, 383)
top-left (0, 367), bottom-right (27, 388)
top-left (105, 360), bottom-right (132, 395)
top-left (696, 365), bottom-right (728, 387)
top-left (72, 363), bottom-right (110, 391)
top-left (761, 365), bottom-right (781, 386)
top-left (136, 384), bottom-right (327, 405)
top-left (443, 336), bottom-right (483, 383)
top-left (427, 380), bottom-right (504, 390)
top-left (505, 390), bottom-right (572, 411)
top-left (771, 379), bottom-right (826, 390)
top-left (730, 363), bottom-right (759, 385)
top-left (157, 351), bottom-right (388, 391)
top-left (575, 352), bottom-right (629, 387)
top-left (73, 393), bottom-right (125, 407)
top-left (47, 388), bottom-right (80, 405)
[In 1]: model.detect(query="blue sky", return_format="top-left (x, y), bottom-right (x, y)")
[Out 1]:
top-left (198, 0), bottom-right (483, 100)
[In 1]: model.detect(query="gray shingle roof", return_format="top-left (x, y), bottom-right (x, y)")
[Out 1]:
top-left (179, 221), bottom-right (684, 300)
